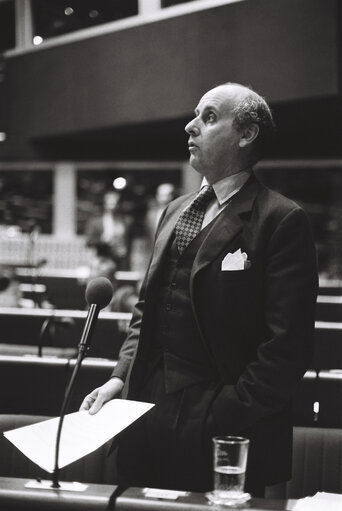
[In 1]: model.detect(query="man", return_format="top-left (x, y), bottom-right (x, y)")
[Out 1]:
top-left (80, 83), bottom-right (318, 496)
top-left (145, 182), bottom-right (177, 243)
top-left (86, 189), bottom-right (132, 270)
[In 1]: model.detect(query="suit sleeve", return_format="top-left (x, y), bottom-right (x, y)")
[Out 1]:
top-left (110, 295), bottom-right (144, 381)
top-left (212, 206), bottom-right (318, 432)
top-left (110, 206), bottom-right (169, 382)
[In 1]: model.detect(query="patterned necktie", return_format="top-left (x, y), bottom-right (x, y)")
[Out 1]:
top-left (175, 185), bottom-right (215, 255)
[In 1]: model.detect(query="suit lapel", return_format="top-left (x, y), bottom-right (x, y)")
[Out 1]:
top-left (146, 192), bottom-right (197, 287)
top-left (191, 174), bottom-right (260, 278)
top-left (145, 174), bottom-right (260, 288)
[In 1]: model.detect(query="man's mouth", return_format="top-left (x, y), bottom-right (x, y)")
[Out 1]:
top-left (188, 141), bottom-right (198, 150)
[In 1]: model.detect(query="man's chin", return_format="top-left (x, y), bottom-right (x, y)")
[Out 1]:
top-left (189, 156), bottom-right (204, 174)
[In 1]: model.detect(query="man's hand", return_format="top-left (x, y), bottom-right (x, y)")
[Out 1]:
top-left (79, 377), bottom-right (124, 415)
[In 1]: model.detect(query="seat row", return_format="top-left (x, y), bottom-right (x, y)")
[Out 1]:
top-left (0, 307), bottom-right (130, 359)
top-left (0, 309), bottom-right (341, 366)
top-left (1, 353), bottom-right (342, 428)
top-left (0, 354), bottom-right (116, 416)
top-left (293, 369), bottom-right (342, 427)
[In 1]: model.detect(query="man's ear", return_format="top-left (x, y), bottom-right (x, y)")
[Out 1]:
top-left (239, 123), bottom-right (259, 148)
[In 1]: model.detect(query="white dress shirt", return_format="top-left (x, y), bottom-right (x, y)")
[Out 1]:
top-left (201, 170), bottom-right (252, 229)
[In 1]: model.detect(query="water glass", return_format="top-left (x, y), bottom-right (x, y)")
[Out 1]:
top-left (206, 436), bottom-right (251, 506)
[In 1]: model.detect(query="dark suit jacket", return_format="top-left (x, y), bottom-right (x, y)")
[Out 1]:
top-left (112, 173), bottom-right (318, 486)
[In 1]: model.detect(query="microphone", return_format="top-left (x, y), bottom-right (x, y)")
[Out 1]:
top-left (51, 277), bottom-right (113, 489)
top-left (78, 276), bottom-right (113, 355)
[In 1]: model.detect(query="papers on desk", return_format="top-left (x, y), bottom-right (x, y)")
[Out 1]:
top-left (4, 399), bottom-right (154, 473)
top-left (292, 492), bottom-right (342, 510)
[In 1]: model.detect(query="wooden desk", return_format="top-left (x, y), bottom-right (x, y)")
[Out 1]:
top-left (0, 479), bottom-right (295, 511)
top-left (0, 477), bottom-right (117, 510)
top-left (115, 487), bottom-right (293, 510)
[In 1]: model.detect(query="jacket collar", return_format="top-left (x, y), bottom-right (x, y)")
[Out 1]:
top-left (192, 172), bottom-right (260, 277)
top-left (146, 173), bottom-right (260, 286)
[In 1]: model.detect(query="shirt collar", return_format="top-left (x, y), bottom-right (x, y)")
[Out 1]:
top-left (201, 169), bottom-right (252, 206)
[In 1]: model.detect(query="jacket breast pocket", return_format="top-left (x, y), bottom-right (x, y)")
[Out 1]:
top-left (220, 268), bottom-right (251, 281)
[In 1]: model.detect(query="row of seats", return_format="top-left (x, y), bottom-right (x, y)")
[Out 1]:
top-left (0, 307), bottom-right (130, 359)
top-left (0, 413), bottom-right (342, 499)
top-left (0, 308), bottom-right (341, 368)
top-left (313, 321), bottom-right (342, 369)
top-left (294, 369), bottom-right (342, 428)
top-left (318, 278), bottom-right (342, 297)
top-left (0, 355), bottom-right (116, 416)
top-left (316, 295), bottom-right (342, 321)
top-left (16, 269), bottom-right (142, 310)
top-left (1, 353), bottom-right (342, 428)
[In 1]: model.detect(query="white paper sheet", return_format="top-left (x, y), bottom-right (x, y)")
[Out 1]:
top-left (292, 492), bottom-right (342, 511)
top-left (4, 399), bottom-right (154, 473)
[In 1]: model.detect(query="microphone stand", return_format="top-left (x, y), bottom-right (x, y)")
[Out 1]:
top-left (51, 304), bottom-right (100, 489)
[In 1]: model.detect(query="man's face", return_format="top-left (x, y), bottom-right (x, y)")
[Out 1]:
top-left (185, 85), bottom-right (244, 183)
top-left (156, 183), bottom-right (175, 205)
top-left (104, 192), bottom-right (119, 211)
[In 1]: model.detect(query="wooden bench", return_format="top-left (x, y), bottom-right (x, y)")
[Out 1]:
top-left (0, 307), bottom-right (131, 359)
top-left (0, 354), bottom-right (117, 416)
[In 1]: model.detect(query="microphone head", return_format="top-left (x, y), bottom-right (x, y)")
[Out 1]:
top-left (85, 277), bottom-right (113, 309)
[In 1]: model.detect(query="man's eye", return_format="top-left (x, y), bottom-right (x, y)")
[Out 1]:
top-left (206, 112), bottom-right (216, 123)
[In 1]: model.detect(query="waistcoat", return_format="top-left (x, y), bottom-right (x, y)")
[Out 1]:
top-left (146, 221), bottom-right (216, 395)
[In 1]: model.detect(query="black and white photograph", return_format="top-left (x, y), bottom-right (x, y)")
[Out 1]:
top-left (0, 1), bottom-right (340, 509)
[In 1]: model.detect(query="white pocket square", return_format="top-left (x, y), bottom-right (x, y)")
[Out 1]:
top-left (221, 249), bottom-right (250, 271)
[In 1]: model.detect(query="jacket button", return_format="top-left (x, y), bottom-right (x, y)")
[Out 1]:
top-left (170, 282), bottom-right (176, 289)
top-left (166, 303), bottom-right (171, 311)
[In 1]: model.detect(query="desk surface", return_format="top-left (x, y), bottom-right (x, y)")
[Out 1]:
top-left (115, 487), bottom-right (293, 511)
top-left (0, 477), bottom-right (117, 510)
top-left (0, 478), bottom-right (296, 511)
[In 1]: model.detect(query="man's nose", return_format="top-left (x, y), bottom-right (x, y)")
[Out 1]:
top-left (185, 118), bottom-right (200, 136)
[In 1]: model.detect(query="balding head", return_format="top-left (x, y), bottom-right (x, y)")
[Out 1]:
top-left (185, 82), bottom-right (274, 182)
top-left (218, 82), bottom-right (276, 161)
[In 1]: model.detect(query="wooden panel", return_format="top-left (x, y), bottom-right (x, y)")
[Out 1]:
top-left (1, 0), bottom-right (339, 160)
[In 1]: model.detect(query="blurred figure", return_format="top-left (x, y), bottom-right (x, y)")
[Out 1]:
top-left (87, 242), bottom-right (139, 318)
top-left (111, 284), bottom-right (138, 313)
top-left (88, 242), bottom-right (117, 283)
top-left (85, 190), bottom-right (132, 270)
top-left (0, 269), bottom-right (36, 308)
top-left (145, 183), bottom-right (176, 242)
top-left (87, 242), bottom-right (118, 311)
top-left (0, 270), bottom-right (21, 307)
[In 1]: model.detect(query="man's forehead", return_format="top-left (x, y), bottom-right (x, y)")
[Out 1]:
top-left (196, 84), bottom-right (246, 112)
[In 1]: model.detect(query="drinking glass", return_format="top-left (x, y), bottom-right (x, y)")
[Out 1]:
top-left (206, 436), bottom-right (251, 506)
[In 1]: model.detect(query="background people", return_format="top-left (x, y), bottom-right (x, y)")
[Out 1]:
top-left (85, 190), bottom-right (132, 271)
top-left (145, 183), bottom-right (177, 242)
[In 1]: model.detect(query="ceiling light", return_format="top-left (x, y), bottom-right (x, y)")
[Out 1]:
top-left (113, 177), bottom-right (127, 190)
top-left (33, 35), bottom-right (43, 46)
top-left (89, 9), bottom-right (99, 18)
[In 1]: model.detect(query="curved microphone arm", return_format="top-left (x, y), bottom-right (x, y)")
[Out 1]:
top-left (51, 304), bottom-right (100, 488)
top-left (51, 349), bottom-right (83, 488)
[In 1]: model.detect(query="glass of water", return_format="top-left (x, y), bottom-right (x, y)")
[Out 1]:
top-left (206, 436), bottom-right (251, 506)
